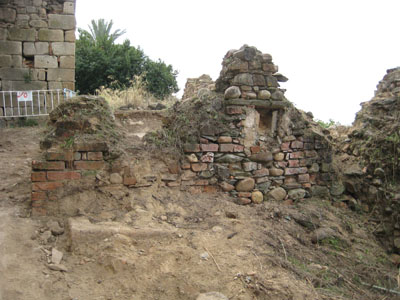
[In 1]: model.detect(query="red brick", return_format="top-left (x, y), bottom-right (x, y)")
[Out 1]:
top-left (220, 144), bottom-right (235, 152)
top-left (233, 145), bottom-right (244, 152)
top-left (191, 163), bottom-right (208, 172)
top-left (74, 161), bottom-right (105, 170)
top-left (181, 163), bottom-right (191, 170)
top-left (200, 144), bottom-right (219, 152)
top-left (31, 191), bottom-right (47, 201)
top-left (284, 167), bottom-right (308, 175)
top-left (87, 152), bottom-right (103, 161)
top-left (289, 152), bottom-right (304, 159)
top-left (73, 142), bottom-right (108, 152)
top-left (288, 160), bottom-right (300, 167)
top-left (250, 146), bottom-right (261, 154)
top-left (123, 176), bottom-right (137, 186)
top-left (298, 174), bottom-right (310, 183)
top-left (183, 144), bottom-right (201, 153)
top-left (32, 161), bottom-right (65, 171)
top-left (47, 171), bottom-right (81, 181)
top-left (31, 172), bottom-right (47, 182)
top-left (281, 142), bottom-right (290, 151)
top-left (45, 151), bottom-right (73, 161)
top-left (218, 136), bottom-right (232, 143)
top-left (290, 141), bottom-right (304, 149)
top-left (226, 106), bottom-right (243, 115)
top-left (32, 181), bottom-right (63, 191)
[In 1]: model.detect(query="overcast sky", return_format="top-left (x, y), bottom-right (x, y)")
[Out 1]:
top-left (75, 0), bottom-right (400, 125)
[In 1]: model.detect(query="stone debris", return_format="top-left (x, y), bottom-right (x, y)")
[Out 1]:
top-left (196, 292), bottom-right (229, 300)
top-left (51, 248), bottom-right (63, 265)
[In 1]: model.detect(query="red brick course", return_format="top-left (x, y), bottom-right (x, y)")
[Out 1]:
top-left (32, 161), bottom-right (65, 171)
top-left (74, 161), bottom-right (105, 170)
top-left (31, 172), bottom-right (47, 182)
top-left (47, 171), bottom-right (81, 181)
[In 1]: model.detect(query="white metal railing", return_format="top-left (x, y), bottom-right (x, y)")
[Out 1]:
top-left (0, 89), bottom-right (76, 118)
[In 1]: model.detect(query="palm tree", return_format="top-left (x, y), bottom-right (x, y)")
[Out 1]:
top-left (81, 19), bottom-right (126, 46)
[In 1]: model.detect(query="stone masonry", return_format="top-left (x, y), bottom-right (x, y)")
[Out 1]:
top-left (0, 0), bottom-right (76, 93)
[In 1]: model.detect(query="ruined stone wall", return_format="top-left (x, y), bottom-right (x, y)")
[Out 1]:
top-left (0, 0), bottom-right (76, 92)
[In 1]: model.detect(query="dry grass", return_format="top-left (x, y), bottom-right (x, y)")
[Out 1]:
top-left (96, 75), bottom-right (179, 111)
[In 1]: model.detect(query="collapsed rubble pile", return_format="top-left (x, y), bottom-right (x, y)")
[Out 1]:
top-left (332, 67), bottom-right (400, 253)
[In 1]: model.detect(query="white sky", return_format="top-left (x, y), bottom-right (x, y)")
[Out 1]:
top-left (75, 0), bottom-right (400, 125)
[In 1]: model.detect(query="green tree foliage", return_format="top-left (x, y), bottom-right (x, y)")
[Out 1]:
top-left (75, 19), bottom-right (179, 99)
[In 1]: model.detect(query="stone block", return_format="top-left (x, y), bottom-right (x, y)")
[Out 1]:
top-left (0, 28), bottom-right (7, 40)
top-left (48, 81), bottom-right (62, 90)
top-left (64, 30), bottom-right (75, 42)
top-left (8, 28), bottom-right (36, 41)
top-left (0, 7), bottom-right (16, 23)
top-left (17, 14), bottom-right (29, 21)
top-left (35, 69), bottom-right (46, 81)
top-left (29, 20), bottom-right (48, 28)
top-left (0, 68), bottom-right (30, 80)
top-left (0, 55), bottom-right (11, 67)
top-left (26, 6), bottom-right (37, 13)
top-left (11, 55), bottom-right (22, 67)
top-left (33, 0), bottom-right (42, 6)
top-left (191, 163), bottom-right (208, 172)
top-left (15, 19), bottom-right (29, 28)
top-left (0, 41), bottom-right (22, 55)
top-left (47, 68), bottom-right (75, 81)
top-left (48, 14), bottom-right (75, 30)
top-left (34, 55), bottom-right (58, 68)
top-left (38, 29), bottom-right (64, 42)
top-left (2, 80), bottom-right (47, 91)
top-left (52, 42), bottom-right (75, 55)
top-left (24, 42), bottom-right (49, 56)
top-left (63, 2), bottom-right (75, 14)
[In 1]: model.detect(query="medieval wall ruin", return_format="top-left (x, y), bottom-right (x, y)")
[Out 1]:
top-left (0, 0), bottom-right (76, 93)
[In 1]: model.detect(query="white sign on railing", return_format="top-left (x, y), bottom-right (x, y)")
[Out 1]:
top-left (17, 91), bottom-right (33, 102)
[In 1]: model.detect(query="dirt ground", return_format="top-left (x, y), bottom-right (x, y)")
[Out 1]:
top-left (0, 118), bottom-right (399, 300)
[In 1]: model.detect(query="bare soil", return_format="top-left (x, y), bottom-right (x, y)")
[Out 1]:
top-left (0, 117), bottom-right (399, 300)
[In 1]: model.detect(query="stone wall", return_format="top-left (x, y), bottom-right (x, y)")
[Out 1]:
top-left (0, 0), bottom-right (76, 93)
